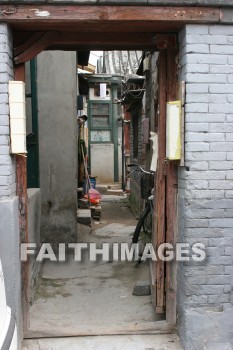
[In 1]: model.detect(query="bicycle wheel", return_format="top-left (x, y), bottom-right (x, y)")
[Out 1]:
top-left (143, 207), bottom-right (152, 234)
top-left (132, 204), bottom-right (151, 243)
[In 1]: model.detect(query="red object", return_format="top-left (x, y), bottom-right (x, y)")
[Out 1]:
top-left (84, 188), bottom-right (102, 205)
top-left (88, 188), bottom-right (102, 199)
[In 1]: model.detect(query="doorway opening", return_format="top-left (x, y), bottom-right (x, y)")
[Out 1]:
top-left (25, 49), bottom-right (168, 338)
top-left (20, 46), bottom-right (178, 340)
top-left (10, 6), bottom-right (181, 341)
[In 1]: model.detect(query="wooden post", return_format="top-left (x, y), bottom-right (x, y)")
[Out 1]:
top-left (14, 63), bottom-right (25, 81)
top-left (165, 48), bottom-right (178, 325)
top-left (14, 63), bottom-right (30, 330)
top-left (153, 45), bottom-right (178, 321)
top-left (154, 50), bottom-right (167, 314)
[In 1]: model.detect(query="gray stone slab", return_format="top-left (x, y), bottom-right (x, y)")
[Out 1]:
top-left (107, 189), bottom-right (124, 196)
top-left (96, 185), bottom-right (108, 195)
top-left (206, 343), bottom-right (232, 350)
top-left (132, 281), bottom-right (151, 296)
top-left (77, 209), bottom-right (92, 225)
top-left (22, 335), bottom-right (183, 350)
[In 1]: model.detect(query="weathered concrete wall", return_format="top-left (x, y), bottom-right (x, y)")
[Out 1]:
top-left (0, 197), bottom-right (21, 347)
top-left (27, 189), bottom-right (41, 303)
top-left (91, 143), bottom-right (114, 183)
top-left (177, 24), bottom-right (233, 350)
top-left (37, 51), bottom-right (77, 244)
top-left (0, 23), bottom-right (22, 347)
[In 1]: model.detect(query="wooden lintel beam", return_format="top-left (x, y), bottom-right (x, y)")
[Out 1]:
top-left (14, 31), bottom-right (59, 64)
top-left (47, 32), bottom-right (158, 50)
top-left (56, 31), bottom-right (157, 45)
top-left (14, 31), bottom-right (43, 57)
top-left (50, 45), bottom-right (152, 51)
top-left (0, 5), bottom-right (220, 25)
top-left (155, 35), bottom-right (176, 49)
top-left (45, 32), bottom-right (177, 51)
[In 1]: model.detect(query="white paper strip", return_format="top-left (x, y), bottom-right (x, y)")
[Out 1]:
top-left (100, 83), bottom-right (107, 99)
top-left (150, 131), bottom-right (158, 172)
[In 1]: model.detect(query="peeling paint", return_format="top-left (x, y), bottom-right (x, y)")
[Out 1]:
top-left (32, 9), bottom-right (50, 17)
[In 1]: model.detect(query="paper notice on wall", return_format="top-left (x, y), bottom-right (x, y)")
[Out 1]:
top-left (100, 83), bottom-right (107, 99)
top-left (150, 131), bottom-right (158, 172)
top-left (166, 101), bottom-right (181, 160)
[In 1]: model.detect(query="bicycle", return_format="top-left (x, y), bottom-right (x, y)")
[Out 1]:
top-left (127, 164), bottom-right (155, 244)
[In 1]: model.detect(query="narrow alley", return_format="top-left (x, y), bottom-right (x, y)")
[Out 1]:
top-left (1, 4), bottom-right (233, 349)
top-left (22, 194), bottom-right (181, 349)
top-left (24, 194), bottom-right (160, 334)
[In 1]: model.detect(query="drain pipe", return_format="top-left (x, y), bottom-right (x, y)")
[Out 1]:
top-left (118, 116), bottom-right (130, 192)
top-left (122, 119), bottom-right (125, 192)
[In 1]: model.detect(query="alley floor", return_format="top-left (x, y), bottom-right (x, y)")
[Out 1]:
top-left (22, 334), bottom-right (182, 350)
top-left (22, 195), bottom-right (182, 349)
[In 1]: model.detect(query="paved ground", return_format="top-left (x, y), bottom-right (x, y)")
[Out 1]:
top-left (22, 334), bottom-right (182, 350)
top-left (23, 195), bottom-right (182, 349)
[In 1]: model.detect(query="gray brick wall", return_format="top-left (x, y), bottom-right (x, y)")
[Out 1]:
top-left (178, 24), bottom-right (233, 349)
top-left (0, 23), bottom-right (16, 198)
top-left (0, 25), bottom-right (21, 347)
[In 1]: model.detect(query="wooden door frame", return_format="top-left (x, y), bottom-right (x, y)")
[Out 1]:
top-left (14, 63), bottom-right (30, 330)
top-left (13, 34), bottom-right (179, 332)
top-left (14, 37), bottom-right (178, 332)
top-left (13, 45), bottom-right (178, 334)
top-left (152, 47), bottom-right (178, 325)
top-left (165, 48), bottom-right (179, 325)
top-left (5, 3), bottom-right (215, 331)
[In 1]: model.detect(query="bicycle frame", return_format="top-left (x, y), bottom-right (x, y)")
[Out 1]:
top-left (128, 164), bottom-right (155, 243)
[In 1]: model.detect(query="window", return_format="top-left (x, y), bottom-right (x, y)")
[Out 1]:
top-left (91, 130), bottom-right (111, 142)
top-left (89, 101), bottom-right (112, 143)
top-left (92, 116), bottom-right (109, 127)
top-left (91, 103), bottom-right (110, 127)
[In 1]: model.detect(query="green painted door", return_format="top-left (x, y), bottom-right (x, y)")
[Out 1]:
top-left (26, 58), bottom-right (40, 188)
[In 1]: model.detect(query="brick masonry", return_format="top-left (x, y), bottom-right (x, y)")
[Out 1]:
top-left (178, 24), bottom-right (233, 349)
top-left (0, 23), bottom-right (16, 198)
top-left (0, 23), bottom-right (22, 347)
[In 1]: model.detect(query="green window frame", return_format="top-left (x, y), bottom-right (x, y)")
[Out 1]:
top-left (89, 100), bottom-right (113, 143)
top-left (26, 58), bottom-right (40, 188)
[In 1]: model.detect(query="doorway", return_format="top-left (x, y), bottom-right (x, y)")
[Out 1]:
top-left (20, 47), bottom-right (178, 341)
top-left (10, 4), bottom-right (181, 340)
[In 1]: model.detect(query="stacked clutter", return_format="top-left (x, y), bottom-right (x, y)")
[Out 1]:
top-left (77, 142), bottom-right (102, 224)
